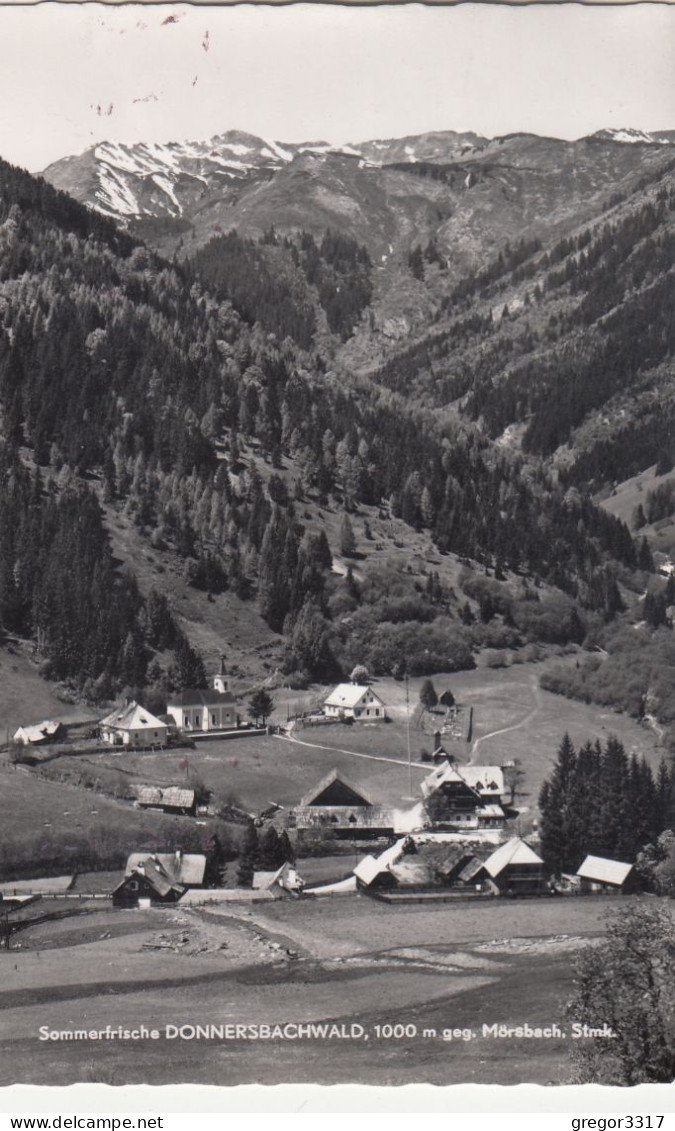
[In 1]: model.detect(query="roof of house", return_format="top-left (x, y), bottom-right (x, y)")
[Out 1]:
top-left (353, 837), bottom-right (413, 885)
top-left (421, 762), bottom-right (505, 799)
top-left (477, 804), bottom-right (506, 819)
top-left (323, 683), bottom-right (384, 709)
top-left (252, 870), bottom-right (279, 890)
top-left (13, 720), bottom-right (62, 744)
top-left (299, 768), bottom-right (374, 809)
top-left (100, 701), bottom-right (168, 732)
top-left (576, 855), bottom-right (634, 886)
top-left (458, 857), bottom-right (489, 883)
top-left (353, 854), bottom-right (388, 885)
top-left (252, 863), bottom-right (301, 892)
top-left (138, 857), bottom-right (185, 898)
top-left (125, 852), bottom-right (206, 886)
top-left (135, 786), bottom-right (195, 809)
top-left (484, 837), bottom-right (543, 878)
top-left (167, 689), bottom-right (236, 708)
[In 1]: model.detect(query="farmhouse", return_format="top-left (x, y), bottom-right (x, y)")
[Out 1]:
top-left (576, 855), bottom-right (635, 893)
top-left (429, 848), bottom-right (489, 887)
top-left (135, 786), bottom-right (196, 816)
top-left (99, 701), bottom-right (169, 747)
top-left (112, 851), bottom-right (206, 908)
top-left (323, 682), bottom-right (387, 721)
top-left (289, 769), bottom-right (395, 840)
top-left (421, 763), bottom-right (507, 830)
top-left (13, 719), bottom-right (63, 746)
top-left (252, 862), bottom-right (304, 896)
top-left (483, 837), bottom-right (545, 896)
top-left (166, 662), bottom-right (237, 733)
top-left (353, 837), bottom-right (415, 890)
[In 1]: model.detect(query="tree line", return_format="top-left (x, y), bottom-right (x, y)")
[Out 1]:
top-left (538, 733), bottom-right (674, 875)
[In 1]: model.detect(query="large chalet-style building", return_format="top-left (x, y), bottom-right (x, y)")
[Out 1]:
top-left (288, 769), bottom-right (394, 841)
top-left (166, 660), bottom-right (238, 733)
top-left (421, 762), bottom-right (507, 830)
top-left (323, 683), bottom-right (387, 721)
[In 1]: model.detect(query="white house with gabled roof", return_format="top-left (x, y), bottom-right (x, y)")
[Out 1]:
top-left (100, 701), bottom-right (169, 747)
top-left (323, 682), bottom-right (387, 721)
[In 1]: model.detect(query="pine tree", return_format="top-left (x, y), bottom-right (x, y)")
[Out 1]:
top-left (236, 823), bottom-right (259, 889)
top-left (419, 679), bottom-right (438, 709)
top-left (339, 513), bottom-right (356, 557)
top-left (538, 733), bottom-right (577, 874)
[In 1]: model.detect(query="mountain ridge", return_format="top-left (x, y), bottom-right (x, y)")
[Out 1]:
top-left (43, 126), bottom-right (675, 225)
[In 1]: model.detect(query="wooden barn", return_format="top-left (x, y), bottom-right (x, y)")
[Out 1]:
top-left (289, 769), bottom-right (394, 841)
top-left (483, 837), bottom-right (546, 896)
top-left (576, 855), bottom-right (635, 893)
top-left (135, 786), bottom-right (196, 816)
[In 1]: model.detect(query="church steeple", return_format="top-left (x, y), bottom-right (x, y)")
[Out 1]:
top-left (213, 654), bottom-right (228, 694)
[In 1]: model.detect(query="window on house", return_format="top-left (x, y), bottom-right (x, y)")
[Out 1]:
top-left (128, 881), bottom-right (139, 891)
top-left (212, 714), bottom-right (217, 726)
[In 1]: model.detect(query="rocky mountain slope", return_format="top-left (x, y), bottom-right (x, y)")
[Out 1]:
top-left (44, 128), bottom-right (675, 264)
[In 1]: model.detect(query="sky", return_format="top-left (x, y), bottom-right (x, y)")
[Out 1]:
top-left (0, 2), bottom-right (673, 172)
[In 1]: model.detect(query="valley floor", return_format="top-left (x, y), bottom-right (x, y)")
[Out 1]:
top-left (0, 893), bottom-right (638, 1088)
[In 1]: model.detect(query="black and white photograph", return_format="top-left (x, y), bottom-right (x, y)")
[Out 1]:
top-left (0, 0), bottom-right (674, 1095)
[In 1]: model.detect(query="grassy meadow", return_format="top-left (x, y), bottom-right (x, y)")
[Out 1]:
top-left (32, 659), bottom-right (663, 833)
top-left (1, 892), bottom-right (659, 1087)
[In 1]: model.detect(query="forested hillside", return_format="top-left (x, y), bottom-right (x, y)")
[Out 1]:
top-left (0, 155), bottom-right (652, 703)
top-left (370, 160), bottom-right (675, 488)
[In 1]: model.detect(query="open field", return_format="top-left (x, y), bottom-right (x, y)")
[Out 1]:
top-left (80, 661), bottom-right (662, 826)
top-left (0, 894), bottom-right (665, 1087)
top-left (0, 763), bottom-right (236, 881)
top-left (599, 464), bottom-right (675, 557)
top-left (0, 656), bottom-right (662, 887)
top-left (107, 731), bottom-right (422, 812)
top-left (0, 640), bottom-right (97, 735)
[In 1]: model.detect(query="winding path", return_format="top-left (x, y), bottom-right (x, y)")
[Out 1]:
top-left (470, 676), bottom-right (542, 762)
top-left (276, 731), bottom-right (427, 773)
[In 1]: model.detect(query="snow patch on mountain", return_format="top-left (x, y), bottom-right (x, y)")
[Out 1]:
top-left (591, 128), bottom-right (669, 145)
top-left (151, 173), bottom-right (181, 214)
top-left (96, 164), bottom-right (140, 217)
top-left (261, 138), bottom-right (293, 162)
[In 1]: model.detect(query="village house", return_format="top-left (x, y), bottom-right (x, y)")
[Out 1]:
top-left (421, 762), bottom-right (507, 830)
top-left (99, 701), bottom-right (169, 747)
top-left (576, 855), bottom-right (635, 893)
top-left (252, 862), bottom-right (305, 897)
top-left (112, 851), bottom-right (206, 908)
top-left (13, 719), bottom-right (63, 746)
top-left (482, 837), bottom-right (546, 896)
top-left (288, 769), bottom-right (395, 841)
top-left (134, 785), bottom-right (196, 816)
top-left (323, 682), bottom-right (387, 721)
top-left (353, 837), bottom-right (416, 891)
top-left (166, 659), bottom-right (237, 733)
top-left (428, 847), bottom-right (489, 888)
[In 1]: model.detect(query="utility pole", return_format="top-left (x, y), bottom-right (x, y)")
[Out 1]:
top-left (405, 671), bottom-right (412, 798)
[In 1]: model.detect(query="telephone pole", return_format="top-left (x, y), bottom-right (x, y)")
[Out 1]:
top-left (405, 671), bottom-right (412, 798)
